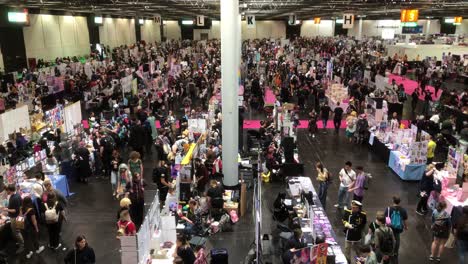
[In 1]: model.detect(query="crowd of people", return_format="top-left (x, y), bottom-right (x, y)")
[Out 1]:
top-left (0, 33), bottom-right (466, 264)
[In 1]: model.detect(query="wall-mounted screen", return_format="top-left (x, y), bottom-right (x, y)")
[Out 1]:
top-left (402, 25), bottom-right (423, 34)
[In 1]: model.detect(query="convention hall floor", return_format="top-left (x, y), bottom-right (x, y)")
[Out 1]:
top-left (7, 92), bottom-right (462, 264)
top-left (11, 130), bottom-right (458, 264)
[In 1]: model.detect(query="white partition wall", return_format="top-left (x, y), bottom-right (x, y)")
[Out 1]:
top-left (456, 20), bottom-right (468, 36)
top-left (99, 17), bottom-right (136, 48)
top-left (140, 19), bottom-right (161, 43)
top-left (241, 20), bottom-right (286, 40)
top-left (164, 21), bottom-right (181, 40)
top-left (23, 14), bottom-right (91, 60)
top-left (347, 19), bottom-right (441, 38)
top-left (301, 20), bottom-right (334, 37)
top-left (0, 51), bottom-right (4, 72)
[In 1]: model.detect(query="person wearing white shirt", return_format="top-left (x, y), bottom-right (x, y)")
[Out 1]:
top-left (335, 161), bottom-right (356, 209)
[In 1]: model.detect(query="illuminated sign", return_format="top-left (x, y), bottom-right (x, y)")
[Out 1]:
top-left (94, 16), bottom-right (103, 24)
top-left (8, 10), bottom-right (29, 24)
top-left (454, 17), bottom-right (463, 25)
top-left (400, 9), bottom-right (419, 22)
top-left (314, 17), bottom-right (321, 24)
top-left (401, 22), bottom-right (418, 27)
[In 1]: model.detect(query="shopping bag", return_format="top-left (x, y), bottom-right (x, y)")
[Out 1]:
top-left (445, 233), bottom-right (455, 248)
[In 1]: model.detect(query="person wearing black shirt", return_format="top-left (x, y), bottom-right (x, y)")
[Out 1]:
top-left (320, 102), bottom-right (332, 134)
top-left (125, 173), bottom-right (145, 229)
top-left (194, 158), bottom-right (209, 194)
top-left (206, 180), bottom-right (224, 209)
top-left (333, 102), bottom-right (344, 134)
top-left (64, 235), bottom-right (96, 264)
top-left (153, 161), bottom-right (171, 209)
top-left (174, 236), bottom-right (195, 264)
top-left (1, 184), bottom-right (24, 253)
top-left (286, 229), bottom-right (306, 251)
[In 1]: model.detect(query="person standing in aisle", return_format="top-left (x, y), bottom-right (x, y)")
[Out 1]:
top-left (0, 184), bottom-right (24, 254)
top-left (316, 162), bottom-right (330, 208)
top-left (64, 235), bottom-right (96, 264)
top-left (333, 102), bottom-right (344, 134)
top-left (126, 172), bottom-right (145, 229)
top-left (21, 196), bottom-right (45, 259)
top-left (342, 200), bottom-right (367, 263)
top-left (110, 150), bottom-right (123, 197)
top-left (430, 201), bottom-right (452, 262)
top-left (453, 206), bottom-right (468, 264)
top-left (128, 151), bottom-right (143, 183)
top-left (320, 102), bottom-right (332, 134)
top-left (335, 161), bottom-right (356, 209)
top-left (416, 164), bottom-right (436, 215)
top-left (427, 135), bottom-right (437, 164)
top-left (383, 196), bottom-right (408, 264)
top-left (44, 192), bottom-right (67, 251)
top-left (348, 166), bottom-right (366, 203)
top-left (373, 214), bottom-right (396, 264)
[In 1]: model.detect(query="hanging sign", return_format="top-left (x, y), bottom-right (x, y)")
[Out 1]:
top-left (400, 9), bottom-right (419, 22)
top-left (342, 13), bottom-right (354, 29)
top-left (154, 15), bottom-right (161, 24)
top-left (246, 15), bottom-right (255, 28)
top-left (454, 17), bottom-right (463, 25)
top-left (289, 14), bottom-right (297, 25)
top-left (196, 15), bottom-right (205, 26)
top-left (314, 17), bottom-right (321, 24)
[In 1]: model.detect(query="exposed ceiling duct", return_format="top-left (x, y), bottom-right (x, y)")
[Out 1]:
top-left (0, 0), bottom-right (466, 20)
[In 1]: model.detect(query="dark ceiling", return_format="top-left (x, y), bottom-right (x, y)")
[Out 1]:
top-left (0, 0), bottom-right (467, 20)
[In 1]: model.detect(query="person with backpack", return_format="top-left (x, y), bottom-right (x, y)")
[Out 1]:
top-left (453, 206), bottom-right (468, 264)
top-left (116, 209), bottom-right (136, 237)
top-left (430, 200), bottom-right (452, 262)
top-left (374, 214), bottom-right (396, 264)
top-left (342, 200), bottom-right (367, 263)
top-left (383, 196), bottom-right (408, 263)
top-left (44, 192), bottom-right (66, 251)
top-left (345, 111), bottom-right (357, 143)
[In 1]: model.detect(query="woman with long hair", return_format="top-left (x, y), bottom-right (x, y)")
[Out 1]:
top-left (64, 235), bottom-right (96, 264)
top-left (44, 192), bottom-right (66, 251)
top-left (128, 151), bottom-right (143, 183)
top-left (21, 196), bottom-right (44, 259)
top-left (430, 201), bottom-right (451, 262)
top-left (316, 162), bottom-right (330, 208)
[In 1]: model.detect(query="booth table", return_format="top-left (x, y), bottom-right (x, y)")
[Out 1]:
top-left (49, 175), bottom-right (71, 197)
top-left (369, 134), bottom-right (391, 163)
top-left (388, 151), bottom-right (426, 181)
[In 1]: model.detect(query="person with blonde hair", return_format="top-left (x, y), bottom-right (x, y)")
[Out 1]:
top-left (346, 111), bottom-right (357, 143)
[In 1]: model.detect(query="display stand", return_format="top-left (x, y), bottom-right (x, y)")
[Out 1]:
top-left (326, 83), bottom-right (349, 111)
top-left (286, 177), bottom-right (347, 263)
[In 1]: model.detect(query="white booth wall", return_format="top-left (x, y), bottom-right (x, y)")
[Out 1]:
top-left (301, 20), bottom-right (334, 37)
top-left (0, 51), bottom-right (4, 72)
top-left (347, 19), bottom-right (441, 38)
top-left (455, 20), bottom-right (468, 36)
top-left (241, 20), bottom-right (286, 40)
top-left (193, 20), bottom-right (221, 40)
top-left (99, 17), bottom-right (136, 48)
top-left (140, 20), bottom-right (161, 43)
top-left (164, 21), bottom-right (182, 40)
top-left (23, 14), bottom-right (91, 60)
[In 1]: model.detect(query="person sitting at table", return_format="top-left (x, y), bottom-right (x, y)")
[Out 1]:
top-left (180, 199), bottom-right (202, 236)
top-left (285, 229), bottom-right (306, 251)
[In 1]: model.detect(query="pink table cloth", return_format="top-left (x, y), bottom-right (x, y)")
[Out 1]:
top-left (388, 74), bottom-right (440, 101)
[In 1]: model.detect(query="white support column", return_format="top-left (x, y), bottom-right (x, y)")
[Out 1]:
top-left (221, 0), bottom-right (239, 187)
top-left (425, 20), bottom-right (431, 40)
top-left (358, 18), bottom-right (363, 40)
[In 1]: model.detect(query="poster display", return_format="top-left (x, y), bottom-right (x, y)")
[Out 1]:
top-left (64, 101), bottom-right (82, 134)
top-left (44, 105), bottom-right (64, 131)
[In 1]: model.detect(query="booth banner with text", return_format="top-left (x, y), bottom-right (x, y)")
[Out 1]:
top-left (342, 13), bottom-right (354, 29)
